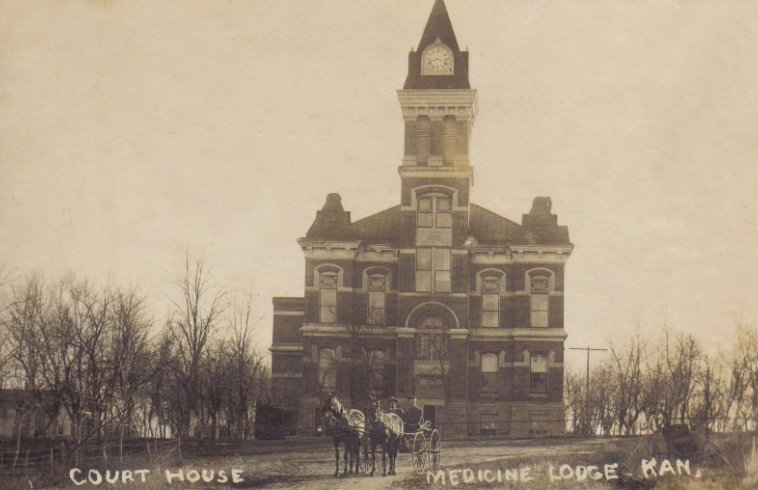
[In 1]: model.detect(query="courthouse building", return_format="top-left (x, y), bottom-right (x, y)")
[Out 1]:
top-left (269, 0), bottom-right (573, 438)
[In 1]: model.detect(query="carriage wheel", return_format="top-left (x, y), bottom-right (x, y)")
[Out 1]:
top-left (429, 429), bottom-right (441, 470)
top-left (359, 437), bottom-right (371, 473)
top-left (411, 432), bottom-right (427, 474)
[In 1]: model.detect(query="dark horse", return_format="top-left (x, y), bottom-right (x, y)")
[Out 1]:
top-left (367, 400), bottom-right (404, 476)
top-left (321, 393), bottom-right (365, 477)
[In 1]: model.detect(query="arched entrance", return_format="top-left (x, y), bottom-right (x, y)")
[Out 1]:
top-left (405, 302), bottom-right (459, 408)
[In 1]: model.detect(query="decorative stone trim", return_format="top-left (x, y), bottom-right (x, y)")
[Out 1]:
top-left (447, 328), bottom-right (469, 340)
top-left (299, 324), bottom-right (396, 339)
top-left (273, 311), bottom-right (304, 316)
top-left (397, 89), bottom-right (479, 119)
top-left (470, 328), bottom-right (568, 342)
top-left (399, 292), bottom-right (468, 298)
top-left (355, 250), bottom-right (398, 263)
top-left (269, 344), bottom-right (303, 352)
top-left (398, 166), bottom-right (473, 181)
top-left (510, 244), bottom-right (574, 255)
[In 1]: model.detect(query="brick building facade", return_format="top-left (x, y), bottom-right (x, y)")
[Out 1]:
top-left (269, 0), bottom-right (573, 438)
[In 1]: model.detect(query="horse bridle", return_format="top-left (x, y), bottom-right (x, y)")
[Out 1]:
top-left (322, 398), bottom-right (345, 428)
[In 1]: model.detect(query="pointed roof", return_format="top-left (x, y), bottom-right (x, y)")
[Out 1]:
top-left (305, 193), bottom-right (353, 240)
top-left (404, 0), bottom-right (470, 90)
top-left (418, 0), bottom-right (460, 52)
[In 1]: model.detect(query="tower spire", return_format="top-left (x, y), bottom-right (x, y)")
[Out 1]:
top-left (419, 0), bottom-right (460, 52)
top-left (404, 0), bottom-right (469, 90)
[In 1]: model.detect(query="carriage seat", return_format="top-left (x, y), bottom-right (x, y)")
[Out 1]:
top-left (402, 406), bottom-right (423, 433)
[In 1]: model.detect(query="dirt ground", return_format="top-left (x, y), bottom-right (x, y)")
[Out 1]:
top-left (160, 435), bottom-right (751, 489)
top-left (3, 435), bottom-right (753, 489)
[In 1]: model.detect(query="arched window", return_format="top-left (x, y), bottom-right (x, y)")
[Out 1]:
top-left (367, 273), bottom-right (387, 326)
top-left (416, 315), bottom-right (446, 360)
top-left (369, 350), bottom-right (384, 395)
top-left (529, 271), bottom-right (550, 328)
top-left (530, 352), bottom-right (548, 394)
top-left (481, 353), bottom-right (498, 393)
top-left (319, 349), bottom-right (337, 392)
top-left (481, 274), bottom-right (503, 328)
top-left (319, 271), bottom-right (338, 324)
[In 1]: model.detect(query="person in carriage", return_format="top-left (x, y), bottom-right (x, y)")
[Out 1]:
top-left (387, 396), bottom-right (404, 417)
top-left (402, 396), bottom-right (424, 434)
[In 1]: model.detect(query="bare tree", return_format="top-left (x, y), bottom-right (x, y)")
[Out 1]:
top-left (108, 288), bottom-right (154, 457)
top-left (609, 335), bottom-right (646, 435)
top-left (226, 295), bottom-right (267, 438)
top-left (166, 254), bottom-right (226, 438)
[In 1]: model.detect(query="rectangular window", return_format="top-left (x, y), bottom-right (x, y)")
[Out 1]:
top-left (368, 285), bottom-right (386, 326)
top-left (320, 289), bottom-right (337, 323)
top-left (436, 197), bottom-right (452, 228)
top-left (482, 294), bottom-right (499, 327)
top-left (481, 354), bottom-right (498, 393)
top-left (530, 353), bottom-right (548, 394)
top-left (319, 273), bottom-right (338, 323)
top-left (529, 411), bottom-right (550, 435)
top-left (319, 350), bottom-right (337, 392)
top-left (434, 248), bottom-right (451, 292)
top-left (530, 294), bottom-right (548, 327)
top-left (480, 410), bottom-right (498, 436)
top-left (415, 248), bottom-right (433, 292)
top-left (417, 197), bottom-right (434, 228)
top-left (416, 248), bottom-right (451, 293)
top-left (432, 333), bottom-right (446, 360)
top-left (417, 334), bottom-right (431, 360)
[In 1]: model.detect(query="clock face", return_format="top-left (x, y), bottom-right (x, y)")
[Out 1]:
top-left (422, 45), bottom-right (453, 75)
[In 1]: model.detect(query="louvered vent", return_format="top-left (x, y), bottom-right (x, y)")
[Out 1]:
top-left (416, 116), bottom-right (431, 165)
top-left (443, 115), bottom-right (456, 165)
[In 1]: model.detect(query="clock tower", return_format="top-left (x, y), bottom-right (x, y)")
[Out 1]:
top-left (398, 0), bottom-right (477, 250)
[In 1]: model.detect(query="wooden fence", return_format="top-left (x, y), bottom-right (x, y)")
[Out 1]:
top-left (0, 439), bottom-right (178, 475)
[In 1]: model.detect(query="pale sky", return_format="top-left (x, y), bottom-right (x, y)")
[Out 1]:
top-left (1, 0), bottom-right (757, 371)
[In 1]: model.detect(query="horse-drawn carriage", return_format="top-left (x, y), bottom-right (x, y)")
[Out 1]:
top-left (359, 418), bottom-right (441, 474)
top-left (322, 394), bottom-right (442, 477)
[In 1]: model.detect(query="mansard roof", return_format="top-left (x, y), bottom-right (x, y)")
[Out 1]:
top-left (304, 194), bottom-right (570, 247)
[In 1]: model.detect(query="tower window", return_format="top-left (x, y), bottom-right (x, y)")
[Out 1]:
top-left (319, 272), bottom-right (338, 324)
top-left (481, 353), bottom-right (498, 393)
top-left (417, 194), bottom-right (452, 229)
top-left (367, 274), bottom-right (387, 326)
top-left (529, 273), bottom-right (550, 328)
top-left (416, 248), bottom-right (451, 293)
top-left (530, 352), bottom-right (548, 394)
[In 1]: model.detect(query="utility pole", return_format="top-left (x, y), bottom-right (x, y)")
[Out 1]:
top-left (569, 346), bottom-right (608, 436)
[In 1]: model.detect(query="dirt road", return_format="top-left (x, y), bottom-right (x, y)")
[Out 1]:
top-left (214, 437), bottom-right (632, 489)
